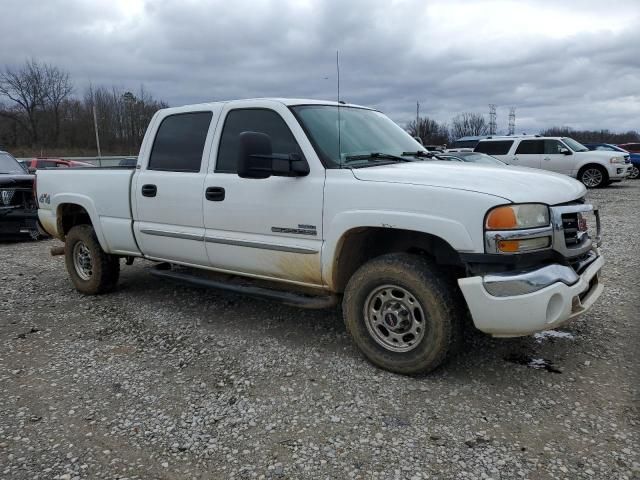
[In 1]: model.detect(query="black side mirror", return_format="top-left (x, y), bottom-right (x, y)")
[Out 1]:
top-left (237, 131), bottom-right (309, 179)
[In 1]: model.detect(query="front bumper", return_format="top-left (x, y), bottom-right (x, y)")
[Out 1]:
top-left (458, 251), bottom-right (604, 337)
top-left (0, 208), bottom-right (38, 236)
top-left (608, 164), bottom-right (632, 180)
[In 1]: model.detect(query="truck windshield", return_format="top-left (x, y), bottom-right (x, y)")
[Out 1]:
top-left (291, 105), bottom-right (424, 168)
top-left (0, 152), bottom-right (26, 174)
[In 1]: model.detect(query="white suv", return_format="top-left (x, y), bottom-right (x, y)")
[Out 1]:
top-left (474, 136), bottom-right (631, 188)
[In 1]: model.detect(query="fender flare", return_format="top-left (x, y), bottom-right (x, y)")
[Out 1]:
top-left (52, 194), bottom-right (109, 250)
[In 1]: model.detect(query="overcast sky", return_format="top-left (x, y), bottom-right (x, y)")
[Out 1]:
top-left (2, 0), bottom-right (639, 133)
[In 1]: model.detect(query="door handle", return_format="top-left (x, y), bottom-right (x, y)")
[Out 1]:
top-left (543, 157), bottom-right (551, 161)
top-left (512, 157), bottom-right (518, 162)
top-left (205, 186), bottom-right (225, 201)
top-left (141, 184), bottom-right (157, 197)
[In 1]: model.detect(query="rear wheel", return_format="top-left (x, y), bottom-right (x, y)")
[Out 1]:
top-left (65, 225), bottom-right (120, 294)
top-left (629, 165), bottom-right (640, 180)
top-left (342, 253), bottom-right (463, 375)
top-left (579, 165), bottom-right (608, 188)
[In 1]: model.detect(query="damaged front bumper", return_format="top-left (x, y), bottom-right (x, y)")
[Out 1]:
top-left (458, 250), bottom-right (604, 337)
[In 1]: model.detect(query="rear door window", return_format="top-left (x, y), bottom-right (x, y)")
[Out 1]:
top-left (474, 140), bottom-right (514, 155)
top-left (148, 112), bottom-right (213, 172)
top-left (515, 140), bottom-right (544, 155)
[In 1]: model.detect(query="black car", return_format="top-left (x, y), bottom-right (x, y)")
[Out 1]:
top-left (0, 150), bottom-right (40, 239)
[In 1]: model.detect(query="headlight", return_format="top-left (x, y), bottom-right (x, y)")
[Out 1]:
top-left (610, 156), bottom-right (624, 164)
top-left (485, 204), bottom-right (550, 230)
top-left (485, 203), bottom-right (552, 254)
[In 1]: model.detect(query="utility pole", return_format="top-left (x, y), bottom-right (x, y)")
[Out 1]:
top-left (416, 101), bottom-right (420, 126)
top-left (92, 105), bottom-right (102, 167)
top-left (489, 104), bottom-right (497, 135)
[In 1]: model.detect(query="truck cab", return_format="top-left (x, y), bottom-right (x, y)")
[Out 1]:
top-left (36, 99), bottom-right (605, 375)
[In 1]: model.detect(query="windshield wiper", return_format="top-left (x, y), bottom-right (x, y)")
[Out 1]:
top-left (401, 150), bottom-right (435, 158)
top-left (344, 152), bottom-right (412, 164)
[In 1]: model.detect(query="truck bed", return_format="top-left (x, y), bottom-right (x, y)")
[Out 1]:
top-left (36, 167), bottom-right (140, 256)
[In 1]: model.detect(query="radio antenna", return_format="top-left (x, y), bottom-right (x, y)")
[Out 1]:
top-left (336, 50), bottom-right (342, 165)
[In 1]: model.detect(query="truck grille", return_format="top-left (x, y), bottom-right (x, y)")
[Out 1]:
top-left (550, 203), bottom-right (600, 258)
top-left (0, 188), bottom-right (35, 209)
top-left (561, 213), bottom-right (580, 247)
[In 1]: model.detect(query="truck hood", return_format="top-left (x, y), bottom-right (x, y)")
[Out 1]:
top-left (350, 161), bottom-right (586, 205)
top-left (0, 173), bottom-right (34, 189)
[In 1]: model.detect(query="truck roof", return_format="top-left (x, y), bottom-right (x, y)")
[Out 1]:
top-left (159, 98), bottom-right (372, 115)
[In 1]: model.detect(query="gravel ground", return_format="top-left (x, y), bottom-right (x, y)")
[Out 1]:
top-left (1, 182), bottom-right (639, 480)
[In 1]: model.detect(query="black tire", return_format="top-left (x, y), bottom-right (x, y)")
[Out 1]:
top-left (342, 253), bottom-right (464, 375)
top-left (578, 165), bottom-right (608, 188)
top-left (629, 165), bottom-right (640, 180)
top-left (64, 225), bottom-right (120, 294)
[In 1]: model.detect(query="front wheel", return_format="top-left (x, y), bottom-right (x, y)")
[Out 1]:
top-left (629, 165), bottom-right (640, 180)
top-left (342, 253), bottom-right (463, 375)
top-left (579, 165), bottom-right (608, 188)
top-left (64, 225), bottom-right (120, 294)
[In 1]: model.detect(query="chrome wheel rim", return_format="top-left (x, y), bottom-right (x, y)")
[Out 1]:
top-left (630, 166), bottom-right (639, 179)
top-left (363, 285), bottom-right (426, 352)
top-left (73, 241), bottom-right (93, 280)
top-left (582, 168), bottom-right (603, 187)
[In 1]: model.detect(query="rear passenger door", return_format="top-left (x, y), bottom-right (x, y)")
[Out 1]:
top-left (512, 140), bottom-right (544, 169)
top-left (133, 109), bottom-right (218, 266)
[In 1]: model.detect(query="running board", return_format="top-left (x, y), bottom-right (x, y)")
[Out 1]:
top-left (150, 265), bottom-right (339, 309)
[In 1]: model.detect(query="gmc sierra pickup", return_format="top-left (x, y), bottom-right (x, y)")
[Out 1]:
top-left (36, 98), bottom-right (604, 374)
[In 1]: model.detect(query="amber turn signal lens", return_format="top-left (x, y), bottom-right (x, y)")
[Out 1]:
top-left (497, 240), bottom-right (520, 252)
top-left (486, 206), bottom-right (517, 230)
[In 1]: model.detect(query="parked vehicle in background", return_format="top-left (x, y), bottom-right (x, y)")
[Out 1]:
top-left (617, 142), bottom-right (640, 153)
top-left (118, 157), bottom-right (138, 167)
top-left (435, 152), bottom-right (506, 166)
top-left (474, 136), bottom-right (631, 188)
top-left (0, 150), bottom-right (40, 239)
top-left (36, 98), bottom-right (604, 375)
top-left (584, 143), bottom-right (639, 179)
top-left (22, 158), bottom-right (96, 173)
top-left (448, 135), bottom-right (490, 151)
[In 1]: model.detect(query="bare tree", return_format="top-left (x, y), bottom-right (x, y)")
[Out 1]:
top-left (450, 112), bottom-right (489, 140)
top-left (43, 64), bottom-right (73, 145)
top-left (540, 126), bottom-right (640, 144)
top-left (406, 117), bottom-right (450, 146)
top-left (0, 59), bottom-right (46, 145)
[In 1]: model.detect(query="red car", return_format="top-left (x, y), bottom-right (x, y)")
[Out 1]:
top-left (22, 158), bottom-right (95, 172)
top-left (617, 143), bottom-right (640, 153)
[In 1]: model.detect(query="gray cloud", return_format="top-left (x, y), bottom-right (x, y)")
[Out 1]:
top-left (2, 0), bottom-right (639, 134)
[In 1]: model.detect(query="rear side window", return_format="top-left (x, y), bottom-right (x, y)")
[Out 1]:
top-left (216, 109), bottom-right (303, 173)
top-left (148, 112), bottom-right (213, 172)
top-left (515, 140), bottom-right (544, 155)
top-left (474, 140), bottom-right (513, 155)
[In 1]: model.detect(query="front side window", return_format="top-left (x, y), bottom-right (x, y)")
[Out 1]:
top-left (474, 140), bottom-right (513, 155)
top-left (216, 109), bottom-right (303, 173)
top-left (148, 112), bottom-right (213, 172)
top-left (291, 105), bottom-right (421, 168)
top-left (544, 140), bottom-right (567, 154)
top-left (515, 140), bottom-right (544, 155)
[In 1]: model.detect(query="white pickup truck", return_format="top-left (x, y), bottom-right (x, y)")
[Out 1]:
top-left (36, 98), bottom-right (604, 374)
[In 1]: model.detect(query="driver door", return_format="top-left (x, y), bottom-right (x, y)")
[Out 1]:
top-left (542, 139), bottom-right (572, 174)
top-left (202, 103), bottom-right (325, 286)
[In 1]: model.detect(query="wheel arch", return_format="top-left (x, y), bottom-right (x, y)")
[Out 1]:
top-left (53, 196), bottom-right (108, 249)
top-left (328, 226), bottom-right (465, 293)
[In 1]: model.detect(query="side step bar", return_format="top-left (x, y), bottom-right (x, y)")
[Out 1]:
top-left (150, 265), bottom-right (339, 309)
